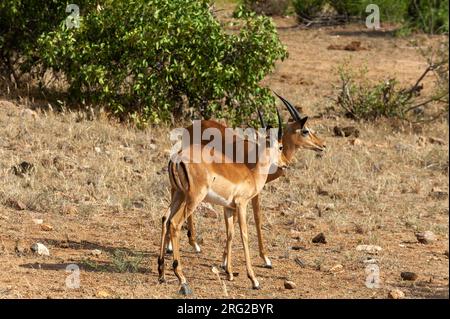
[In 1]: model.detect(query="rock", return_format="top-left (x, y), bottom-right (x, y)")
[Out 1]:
top-left (333, 126), bottom-right (360, 137)
top-left (284, 280), bottom-right (296, 289)
top-left (15, 240), bottom-right (29, 255)
top-left (11, 161), bottom-right (35, 176)
top-left (312, 232), bottom-right (327, 244)
top-left (356, 245), bottom-right (382, 254)
top-left (291, 246), bottom-right (308, 251)
top-left (429, 188), bottom-right (448, 200)
top-left (363, 258), bottom-right (378, 264)
top-left (96, 290), bottom-right (110, 298)
top-left (132, 200), bottom-right (145, 209)
top-left (7, 199), bottom-right (27, 210)
top-left (122, 156), bottom-right (134, 164)
top-left (388, 289), bottom-right (405, 299)
top-left (428, 137), bottom-right (446, 145)
top-left (415, 231), bottom-right (436, 244)
top-left (401, 272), bottom-right (418, 281)
top-left (40, 224), bottom-right (53, 231)
top-left (290, 229), bottom-right (302, 240)
top-left (31, 243), bottom-right (50, 256)
top-left (294, 257), bottom-right (306, 268)
top-left (349, 138), bottom-right (363, 146)
top-left (91, 249), bottom-right (102, 256)
top-left (149, 143), bottom-right (157, 150)
top-left (32, 218), bottom-right (44, 225)
top-left (94, 147), bottom-right (101, 153)
top-left (329, 264), bottom-right (344, 273)
top-left (21, 108), bottom-right (38, 119)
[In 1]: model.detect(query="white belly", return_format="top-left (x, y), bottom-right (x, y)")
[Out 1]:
top-left (205, 189), bottom-right (234, 208)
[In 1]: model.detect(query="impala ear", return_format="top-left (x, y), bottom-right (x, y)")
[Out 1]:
top-left (299, 116), bottom-right (308, 129)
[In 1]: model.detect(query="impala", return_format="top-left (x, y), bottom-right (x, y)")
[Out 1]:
top-left (158, 108), bottom-right (286, 294)
top-left (167, 93), bottom-right (326, 269)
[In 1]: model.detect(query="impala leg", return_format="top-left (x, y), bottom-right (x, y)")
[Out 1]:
top-left (171, 196), bottom-right (205, 295)
top-left (252, 196), bottom-right (272, 268)
top-left (221, 208), bottom-right (237, 269)
top-left (165, 187), bottom-right (176, 254)
top-left (158, 191), bottom-right (184, 283)
top-left (187, 215), bottom-right (201, 253)
top-left (223, 207), bottom-right (235, 281)
top-left (237, 201), bottom-right (260, 290)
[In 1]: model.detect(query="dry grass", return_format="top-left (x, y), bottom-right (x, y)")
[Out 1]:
top-left (0, 7), bottom-right (448, 299)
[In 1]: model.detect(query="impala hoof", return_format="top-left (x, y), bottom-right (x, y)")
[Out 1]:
top-left (194, 243), bottom-right (201, 253)
top-left (179, 283), bottom-right (193, 295)
top-left (165, 248), bottom-right (173, 255)
top-left (263, 257), bottom-right (272, 269)
top-left (252, 284), bottom-right (261, 290)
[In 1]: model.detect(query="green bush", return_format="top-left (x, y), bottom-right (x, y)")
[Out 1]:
top-left (38, 0), bottom-right (287, 126)
top-left (0, 0), bottom-right (97, 84)
top-left (292, 0), bottom-right (448, 34)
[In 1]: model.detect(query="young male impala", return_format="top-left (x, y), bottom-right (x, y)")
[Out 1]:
top-left (158, 109), bottom-right (286, 294)
top-left (166, 93), bottom-right (326, 269)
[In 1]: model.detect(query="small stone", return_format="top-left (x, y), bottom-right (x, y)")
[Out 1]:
top-left (7, 199), bottom-right (27, 210)
top-left (94, 147), bottom-right (101, 153)
top-left (329, 264), bottom-right (344, 273)
top-left (31, 243), bottom-right (50, 256)
top-left (96, 290), bottom-right (110, 298)
top-left (349, 138), bottom-right (362, 146)
top-left (311, 232), bottom-right (327, 244)
top-left (149, 143), bottom-right (157, 150)
top-left (415, 231), bottom-right (436, 244)
top-left (40, 224), bottom-right (53, 231)
top-left (401, 272), bottom-right (418, 281)
top-left (91, 249), bottom-right (102, 256)
top-left (15, 240), bottom-right (29, 255)
top-left (363, 258), bottom-right (378, 264)
top-left (122, 156), bottom-right (134, 164)
top-left (284, 280), bottom-right (296, 289)
top-left (356, 245), bottom-right (382, 254)
top-left (388, 289), bottom-right (405, 299)
top-left (32, 218), bottom-right (44, 225)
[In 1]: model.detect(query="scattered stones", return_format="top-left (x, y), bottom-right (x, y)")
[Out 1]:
top-left (91, 249), bottom-right (102, 256)
top-left (11, 161), bottom-right (35, 177)
top-left (329, 264), bottom-right (344, 273)
top-left (6, 199), bottom-right (27, 211)
top-left (333, 126), bottom-right (360, 137)
top-left (401, 272), bottom-right (418, 281)
top-left (291, 245), bottom-right (308, 251)
top-left (40, 224), bottom-right (53, 231)
top-left (284, 280), bottom-right (296, 289)
top-left (294, 257), bottom-right (306, 268)
top-left (311, 232), bottom-right (327, 244)
top-left (388, 289), bottom-right (405, 299)
top-left (356, 245), bottom-right (382, 254)
top-left (415, 231), bottom-right (436, 244)
top-left (31, 243), bottom-right (50, 256)
top-left (363, 258), bottom-right (378, 264)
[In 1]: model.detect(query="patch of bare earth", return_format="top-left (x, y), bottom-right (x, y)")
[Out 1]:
top-left (0, 14), bottom-right (448, 299)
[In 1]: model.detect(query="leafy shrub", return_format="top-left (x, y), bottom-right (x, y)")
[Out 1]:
top-left (292, 0), bottom-right (449, 34)
top-left (38, 0), bottom-right (287, 126)
top-left (239, 0), bottom-right (290, 16)
top-left (406, 0), bottom-right (449, 34)
top-left (0, 0), bottom-right (97, 84)
top-left (335, 54), bottom-right (449, 121)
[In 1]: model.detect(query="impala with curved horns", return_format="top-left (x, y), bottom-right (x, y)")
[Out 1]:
top-left (158, 108), bottom-right (286, 294)
top-left (166, 92), bottom-right (326, 269)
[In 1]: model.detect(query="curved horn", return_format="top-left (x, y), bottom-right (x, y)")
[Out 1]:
top-left (273, 91), bottom-right (301, 122)
top-left (276, 107), bottom-right (283, 141)
top-left (257, 107), bottom-right (267, 129)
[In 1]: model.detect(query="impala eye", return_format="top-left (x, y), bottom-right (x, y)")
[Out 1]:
top-left (279, 145), bottom-right (283, 151)
top-left (301, 129), bottom-right (309, 135)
